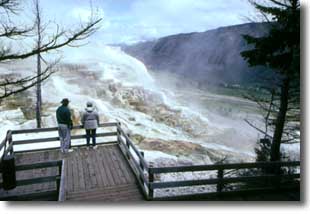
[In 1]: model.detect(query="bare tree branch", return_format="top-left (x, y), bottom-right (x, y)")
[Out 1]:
top-left (0, 59), bottom-right (60, 100)
top-left (244, 119), bottom-right (273, 138)
top-left (0, 18), bottom-right (102, 62)
top-left (0, 0), bottom-right (103, 102)
top-left (0, 0), bottom-right (20, 14)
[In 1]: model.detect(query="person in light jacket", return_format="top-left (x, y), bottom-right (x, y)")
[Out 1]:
top-left (81, 102), bottom-right (100, 149)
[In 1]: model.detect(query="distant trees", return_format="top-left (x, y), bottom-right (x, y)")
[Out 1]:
top-left (0, 0), bottom-right (102, 126)
top-left (241, 0), bottom-right (300, 161)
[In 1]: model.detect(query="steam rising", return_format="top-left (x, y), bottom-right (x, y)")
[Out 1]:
top-left (0, 44), bottom-right (299, 165)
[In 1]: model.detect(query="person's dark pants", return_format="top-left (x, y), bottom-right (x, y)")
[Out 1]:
top-left (86, 129), bottom-right (96, 146)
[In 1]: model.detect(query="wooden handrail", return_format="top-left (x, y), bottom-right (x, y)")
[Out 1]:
top-left (13, 141), bottom-right (118, 154)
top-left (1, 131), bottom-right (13, 160)
top-left (15, 160), bottom-right (62, 171)
top-left (147, 160), bottom-right (300, 200)
top-left (118, 142), bottom-right (149, 199)
top-left (11, 122), bottom-right (118, 135)
top-left (0, 134), bottom-right (8, 160)
top-left (153, 185), bottom-right (300, 201)
top-left (0, 160), bottom-right (62, 173)
top-left (118, 140), bottom-right (149, 185)
top-left (150, 161), bottom-right (300, 174)
top-left (0, 160), bottom-right (64, 199)
top-left (0, 136), bottom-right (6, 152)
top-left (4, 122), bottom-right (119, 153)
top-left (13, 132), bottom-right (117, 145)
top-left (149, 173), bottom-right (300, 189)
top-left (116, 123), bottom-right (150, 199)
top-left (116, 123), bottom-right (148, 170)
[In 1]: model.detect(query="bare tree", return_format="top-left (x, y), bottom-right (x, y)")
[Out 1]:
top-left (0, 0), bottom-right (102, 105)
top-left (0, 61), bottom-right (59, 100)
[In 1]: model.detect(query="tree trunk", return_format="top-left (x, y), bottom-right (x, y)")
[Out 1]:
top-left (36, 52), bottom-right (42, 128)
top-left (35, 0), bottom-right (42, 128)
top-left (270, 76), bottom-right (290, 161)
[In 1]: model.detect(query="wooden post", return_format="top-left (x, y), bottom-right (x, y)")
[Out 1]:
top-left (2, 154), bottom-right (16, 190)
top-left (10, 144), bottom-right (14, 155)
top-left (140, 151), bottom-right (145, 170)
top-left (139, 152), bottom-right (145, 185)
top-left (56, 177), bottom-right (60, 193)
top-left (126, 139), bottom-right (130, 160)
top-left (58, 160), bottom-right (66, 201)
top-left (273, 164), bottom-right (281, 189)
top-left (58, 163), bottom-right (62, 178)
top-left (56, 163), bottom-right (62, 193)
top-left (148, 168), bottom-right (154, 200)
top-left (7, 132), bottom-right (13, 155)
top-left (116, 123), bottom-right (121, 144)
top-left (217, 169), bottom-right (224, 193)
top-left (116, 122), bottom-right (122, 144)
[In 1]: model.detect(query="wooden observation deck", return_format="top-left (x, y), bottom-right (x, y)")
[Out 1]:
top-left (0, 122), bottom-right (300, 201)
top-left (0, 145), bottom-right (143, 201)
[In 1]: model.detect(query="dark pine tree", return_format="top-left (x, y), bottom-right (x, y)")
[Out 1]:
top-left (241, 0), bottom-right (300, 162)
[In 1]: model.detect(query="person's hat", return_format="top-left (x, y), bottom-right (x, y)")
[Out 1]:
top-left (86, 101), bottom-right (95, 111)
top-left (86, 101), bottom-right (93, 107)
top-left (61, 98), bottom-right (70, 104)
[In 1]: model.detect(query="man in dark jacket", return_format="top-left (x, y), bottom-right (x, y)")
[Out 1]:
top-left (56, 98), bottom-right (73, 153)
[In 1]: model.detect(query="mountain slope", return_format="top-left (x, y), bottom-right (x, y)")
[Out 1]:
top-left (123, 22), bottom-right (272, 86)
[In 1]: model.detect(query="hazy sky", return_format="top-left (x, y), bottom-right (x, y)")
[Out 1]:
top-left (30, 0), bottom-right (256, 44)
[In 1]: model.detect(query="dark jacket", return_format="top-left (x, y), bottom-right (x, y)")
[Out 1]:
top-left (56, 105), bottom-right (73, 127)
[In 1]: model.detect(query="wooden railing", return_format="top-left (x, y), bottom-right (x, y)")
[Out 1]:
top-left (148, 161), bottom-right (300, 200)
top-left (0, 131), bottom-right (13, 162)
top-left (0, 160), bottom-right (64, 201)
top-left (7, 122), bottom-right (119, 153)
top-left (0, 122), bottom-right (301, 201)
top-left (0, 122), bottom-right (151, 200)
top-left (0, 123), bottom-right (118, 201)
top-left (116, 123), bottom-right (150, 200)
top-left (116, 123), bottom-right (300, 200)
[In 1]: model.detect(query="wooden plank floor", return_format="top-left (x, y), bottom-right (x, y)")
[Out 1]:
top-left (0, 144), bottom-right (144, 201)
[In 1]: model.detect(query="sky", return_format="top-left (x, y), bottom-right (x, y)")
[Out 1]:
top-left (24, 0), bottom-right (256, 44)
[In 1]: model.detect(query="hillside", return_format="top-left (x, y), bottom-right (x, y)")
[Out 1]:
top-left (123, 22), bottom-right (272, 86)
